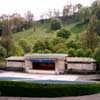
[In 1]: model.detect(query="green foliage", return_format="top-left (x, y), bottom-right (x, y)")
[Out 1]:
top-left (93, 48), bottom-right (100, 63)
top-left (71, 21), bottom-right (88, 33)
top-left (57, 28), bottom-right (71, 39)
top-left (67, 48), bottom-right (75, 57)
top-left (95, 8), bottom-right (100, 20)
top-left (18, 39), bottom-right (32, 53)
top-left (9, 44), bottom-right (24, 56)
top-left (80, 26), bottom-right (98, 50)
top-left (56, 48), bottom-right (67, 54)
top-left (0, 45), bottom-right (7, 59)
top-left (79, 7), bottom-right (91, 22)
top-left (53, 43), bottom-right (67, 53)
top-left (50, 18), bottom-right (62, 30)
top-left (66, 40), bottom-right (80, 49)
top-left (51, 37), bottom-right (67, 53)
top-left (75, 49), bottom-right (85, 57)
top-left (0, 81), bottom-right (100, 97)
top-left (33, 38), bottom-right (52, 53)
top-left (84, 49), bottom-right (92, 57)
top-left (94, 21), bottom-right (100, 35)
top-left (1, 36), bottom-right (14, 57)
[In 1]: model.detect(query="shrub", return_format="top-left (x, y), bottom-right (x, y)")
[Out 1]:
top-left (0, 81), bottom-right (99, 97)
top-left (56, 48), bottom-right (67, 53)
top-left (50, 18), bottom-right (62, 30)
top-left (67, 48), bottom-right (76, 57)
top-left (57, 28), bottom-right (71, 39)
top-left (9, 44), bottom-right (24, 56)
top-left (0, 45), bottom-right (7, 59)
top-left (18, 39), bottom-right (32, 53)
top-left (53, 43), bottom-right (67, 53)
top-left (75, 49), bottom-right (85, 57)
top-left (84, 49), bottom-right (92, 57)
top-left (93, 48), bottom-right (100, 63)
top-left (66, 40), bottom-right (80, 49)
top-left (33, 38), bottom-right (51, 53)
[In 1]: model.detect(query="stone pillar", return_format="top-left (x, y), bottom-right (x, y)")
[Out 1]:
top-left (24, 60), bottom-right (33, 70)
top-left (55, 59), bottom-right (65, 74)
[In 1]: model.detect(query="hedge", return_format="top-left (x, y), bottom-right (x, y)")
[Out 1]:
top-left (0, 81), bottom-right (99, 97)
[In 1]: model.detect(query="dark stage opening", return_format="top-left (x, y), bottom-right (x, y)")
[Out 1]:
top-left (32, 62), bottom-right (55, 70)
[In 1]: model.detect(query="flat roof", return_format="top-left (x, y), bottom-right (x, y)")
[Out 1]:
top-left (67, 57), bottom-right (96, 63)
top-left (6, 56), bottom-right (25, 61)
top-left (25, 53), bottom-right (68, 57)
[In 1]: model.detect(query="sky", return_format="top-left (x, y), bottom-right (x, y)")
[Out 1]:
top-left (0, 0), bottom-right (95, 20)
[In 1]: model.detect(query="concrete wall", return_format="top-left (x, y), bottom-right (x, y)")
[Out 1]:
top-left (55, 60), bottom-right (65, 74)
top-left (24, 60), bottom-right (33, 70)
top-left (67, 63), bottom-right (96, 71)
top-left (6, 61), bottom-right (24, 68)
top-left (25, 55), bottom-right (66, 74)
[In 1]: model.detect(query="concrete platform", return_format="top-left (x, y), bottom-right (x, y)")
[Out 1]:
top-left (0, 71), bottom-right (78, 81)
top-left (26, 70), bottom-right (55, 75)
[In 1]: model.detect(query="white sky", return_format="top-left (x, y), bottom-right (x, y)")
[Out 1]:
top-left (0, 0), bottom-right (95, 20)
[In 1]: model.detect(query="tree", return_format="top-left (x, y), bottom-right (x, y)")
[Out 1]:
top-left (10, 15), bottom-right (25, 32)
top-left (50, 18), bottom-right (62, 30)
top-left (57, 28), bottom-right (71, 39)
top-left (47, 9), bottom-right (53, 19)
top-left (25, 11), bottom-right (34, 27)
top-left (95, 8), bottom-right (100, 20)
top-left (53, 9), bottom-right (60, 17)
top-left (79, 7), bottom-right (91, 22)
top-left (80, 26), bottom-right (98, 50)
top-left (94, 21), bottom-right (100, 35)
top-left (89, 15), bottom-right (97, 26)
top-left (1, 18), bottom-right (13, 57)
top-left (63, 5), bottom-right (72, 17)
top-left (92, 0), bottom-right (100, 7)
top-left (1, 36), bottom-right (13, 57)
top-left (76, 3), bottom-right (82, 12)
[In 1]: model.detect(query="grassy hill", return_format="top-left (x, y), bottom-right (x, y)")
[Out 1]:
top-left (13, 20), bottom-right (88, 45)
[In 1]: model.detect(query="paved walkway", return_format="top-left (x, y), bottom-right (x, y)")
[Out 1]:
top-left (0, 71), bottom-right (79, 81)
top-left (0, 94), bottom-right (100, 100)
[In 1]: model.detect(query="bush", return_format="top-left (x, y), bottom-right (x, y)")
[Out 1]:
top-left (75, 49), bottom-right (85, 57)
top-left (53, 43), bottom-right (67, 53)
top-left (18, 39), bottom-right (32, 53)
top-left (57, 28), bottom-right (71, 39)
top-left (66, 40), bottom-right (80, 49)
top-left (0, 45), bottom-right (7, 59)
top-left (0, 81), bottom-right (99, 97)
top-left (68, 48), bottom-right (76, 57)
top-left (84, 49), bottom-right (92, 57)
top-left (50, 18), bottom-right (62, 30)
top-left (93, 48), bottom-right (100, 63)
top-left (33, 38), bottom-right (52, 53)
top-left (9, 44), bottom-right (24, 56)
